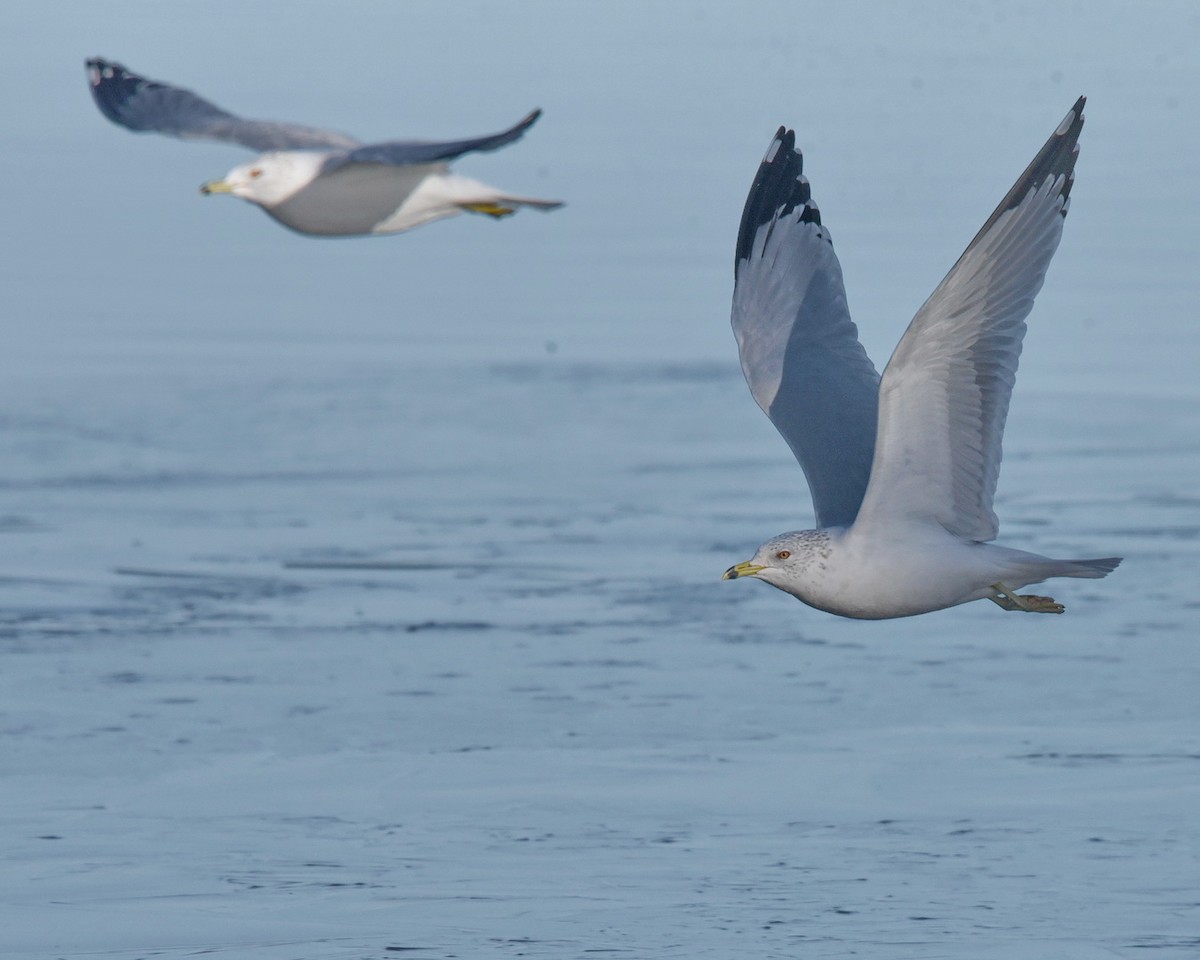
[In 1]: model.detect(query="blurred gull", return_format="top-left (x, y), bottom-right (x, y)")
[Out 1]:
top-left (86, 58), bottom-right (562, 236)
top-left (723, 98), bottom-right (1121, 619)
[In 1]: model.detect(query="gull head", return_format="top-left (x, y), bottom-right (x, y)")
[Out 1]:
top-left (722, 529), bottom-right (834, 595)
top-left (200, 151), bottom-right (324, 207)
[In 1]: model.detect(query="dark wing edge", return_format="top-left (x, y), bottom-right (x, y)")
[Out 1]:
top-left (952, 96), bottom-right (1084, 271)
top-left (340, 109), bottom-right (544, 167)
top-left (85, 58), bottom-right (360, 152)
top-left (732, 128), bottom-right (880, 528)
top-left (735, 127), bottom-right (822, 269)
top-left (87, 58), bottom-right (234, 133)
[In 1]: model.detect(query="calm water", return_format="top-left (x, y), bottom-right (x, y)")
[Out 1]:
top-left (3, 3), bottom-right (1199, 958)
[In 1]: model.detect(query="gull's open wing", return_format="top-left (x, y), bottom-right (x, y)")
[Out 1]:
top-left (86, 58), bottom-right (361, 152)
top-left (335, 110), bottom-right (543, 167)
top-left (854, 98), bottom-right (1085, 542)
top-left (732, 128), bottom-right (880, 528)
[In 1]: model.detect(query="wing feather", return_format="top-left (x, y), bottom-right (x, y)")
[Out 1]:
top-left (336, 110), bottom-right (543, 167)
top-left (731, 129), bottom-right (880, 528)
top-left (853, 97), bottom-right (1085, 541)
top-left (86, 58), bottom-right (361, 152)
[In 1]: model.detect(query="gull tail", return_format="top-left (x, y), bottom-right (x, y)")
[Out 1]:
top-left (1053, 556), bottom-right (1123, 579)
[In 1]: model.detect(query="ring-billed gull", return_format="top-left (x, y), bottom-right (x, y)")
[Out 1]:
top-left (86, 58), bottom-right (562, 237)
top-left (723, 98), bottom-right (1120, 619)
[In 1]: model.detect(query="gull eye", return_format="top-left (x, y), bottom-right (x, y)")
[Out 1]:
top-left (249, 168), bottom-right (263, 179)
top-left (776, 550), bottom-right (791, 560)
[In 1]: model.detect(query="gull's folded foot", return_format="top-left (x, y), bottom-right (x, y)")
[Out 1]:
top-left (461, 202), bottom-right (516, 218)
top-left (988, 583), bottom-right (1065, 614)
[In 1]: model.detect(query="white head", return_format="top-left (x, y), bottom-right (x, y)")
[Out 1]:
top-left (199, 151), bottom-right (325, 207)
top-left (722, 529), bottom-right (833, 596)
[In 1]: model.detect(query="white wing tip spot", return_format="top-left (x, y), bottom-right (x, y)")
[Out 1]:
top-left (764, 137), bottom-right (783, 163)
top-left (1055, 109), bottom-right (1076, 137)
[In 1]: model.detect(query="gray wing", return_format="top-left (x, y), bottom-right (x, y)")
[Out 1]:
top-left (86, 58), bottom-right (361, 152)
top-left (853, 97), bottom-right (1086, 542)
top-left (333, 110), bottom-right (543, 167)
top-left (731, 128), bottom-right (881, 529)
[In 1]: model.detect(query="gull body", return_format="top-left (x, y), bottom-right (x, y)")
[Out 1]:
top-left (732, 526), bottom-right (1117, 621)
top-left (86, 58), bottom-right (562, 237)
top-left (723, 99), bottom-right (1120, 619)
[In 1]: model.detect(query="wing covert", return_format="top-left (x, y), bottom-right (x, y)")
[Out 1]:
top-left (732, 128), bottom-right (880, 528)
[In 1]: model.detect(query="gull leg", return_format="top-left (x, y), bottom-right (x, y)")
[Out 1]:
top-left (988, 582), bottom-right (1065, 614)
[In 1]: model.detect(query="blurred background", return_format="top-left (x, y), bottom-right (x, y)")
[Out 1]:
top-left (7, 1), bottom-right (1196, 379)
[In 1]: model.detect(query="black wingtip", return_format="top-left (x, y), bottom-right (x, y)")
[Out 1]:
top-left (954, 96), bottom-right (1087, 260)
top-left (476, 108), bottom-right (543, 153)
top-left (85, 57), bottom-right (160, 128)
top-left (502, 108), bottom-right (542, 143)
top-left (86, 57), bottom-right (130, 84)
top-left (1012, 96), bottom-right (1086, 220)
top-left (86, 56), bottom-right (118, 88)
top-left (735, 126), bottom-right (821, 268)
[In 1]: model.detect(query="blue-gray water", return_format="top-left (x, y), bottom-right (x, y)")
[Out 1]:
top-left (2, 3), bottom-right (1199, 958)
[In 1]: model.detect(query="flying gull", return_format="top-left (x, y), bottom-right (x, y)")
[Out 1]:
top-left (723, 98), bottom-right (1120, 618)
top-left (86, 58), bottom-right (562, 237)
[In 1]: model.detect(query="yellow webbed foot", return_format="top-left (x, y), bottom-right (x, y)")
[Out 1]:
top-left (988, 583), bottom-right (1065, 614)
top-left (461, 202), bottom-right (516, 218)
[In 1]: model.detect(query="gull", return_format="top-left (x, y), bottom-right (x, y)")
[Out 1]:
top-left (723, 98), bottom-right (1120, 619)
top-left (85, 58), bottom-right (562, 236)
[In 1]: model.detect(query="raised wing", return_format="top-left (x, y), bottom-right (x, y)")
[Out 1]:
top-left (732, 128), bottom-right (880, 528)
top-left (335, 110), bottom-right (543, 167)
top-left (86, 58), bottom-right (361, 152)
top-left (854, 97), bottom-right (1085, 542)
